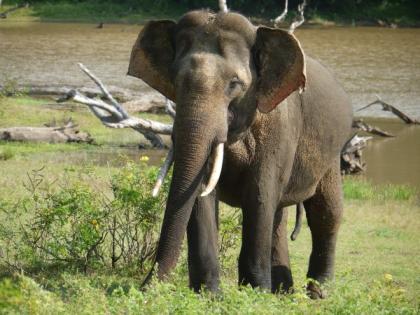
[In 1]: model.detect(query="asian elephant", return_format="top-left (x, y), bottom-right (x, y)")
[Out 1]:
top-left (128, 10), bottom-right (353, 298)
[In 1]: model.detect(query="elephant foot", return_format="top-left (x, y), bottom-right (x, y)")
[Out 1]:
top-left (306, 281), bottom-right (326, 299)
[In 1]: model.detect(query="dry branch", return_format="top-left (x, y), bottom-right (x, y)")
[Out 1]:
top-left (165, 99), bottom-right (176, 120)
top-left (352, 119), bottom-right (394, 137)
top-left (59, 64), bottom-right (174, 148)
top-left (341, 134), bottom-right (372, 174)
top-left (289, 0), bottom-right (307, 33)
top-left (357, 97), bottom-right (419, 124)
top-left (273, 0), bottom-right (288, 27)
top-left (219, 0), bottom-right (228, 13)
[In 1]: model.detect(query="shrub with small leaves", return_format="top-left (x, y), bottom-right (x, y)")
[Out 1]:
top-left (0, 161), bottom-right (170, 275)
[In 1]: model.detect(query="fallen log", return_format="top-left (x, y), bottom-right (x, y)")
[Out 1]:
top-left (0, 121), bottom-right (93, 144)
top-left (357, 97), bottom-right (420, 124)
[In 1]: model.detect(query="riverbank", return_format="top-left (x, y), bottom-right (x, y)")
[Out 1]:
top-left (1, 1), bottom-right (419, 27)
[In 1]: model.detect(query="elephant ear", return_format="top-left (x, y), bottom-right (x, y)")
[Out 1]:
top-left (128, 20), bottom-right (177, 101)
top-left (253, 27), bottom-right (306, 113)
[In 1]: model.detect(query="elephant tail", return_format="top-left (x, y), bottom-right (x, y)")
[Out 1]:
top-left (290, 202), bottom-right (304, 241)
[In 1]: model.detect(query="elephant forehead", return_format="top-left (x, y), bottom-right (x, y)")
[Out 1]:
top-left (177, 10), bottom-right (256, 46)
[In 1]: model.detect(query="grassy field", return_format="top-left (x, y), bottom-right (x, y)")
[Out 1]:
top-left (0, 95), bottom-right (419, 314)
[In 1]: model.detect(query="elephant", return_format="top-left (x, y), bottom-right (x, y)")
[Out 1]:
top-left (127, 10), bottom-right (353, 298)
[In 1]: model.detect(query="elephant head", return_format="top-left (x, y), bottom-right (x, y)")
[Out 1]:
top-left (128, 10), bottom-right (306, 280)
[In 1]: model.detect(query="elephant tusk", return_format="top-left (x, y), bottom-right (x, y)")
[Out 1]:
top-left (201, 143), bottom-right (224, 197)
top-left (152, 145), bottom-right (174, 197)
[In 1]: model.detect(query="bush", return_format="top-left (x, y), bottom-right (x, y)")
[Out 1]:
top-left (0, 162), bottom-right (169, 275)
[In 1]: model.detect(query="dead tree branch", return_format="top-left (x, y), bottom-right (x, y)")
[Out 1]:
top-left (352, 119), bottom-right (394, 137)
top-left (341, 134), bottom-right (372, 174)
top-left (165, 99), bottom-right (176, 120)
top-left (219, 0), bottom-right (228, 13)
top-left (289, 0), bottom-right (307, 33)
top-left (59, 64), bottom-right (173, 148)
top-left (357, 96), bottom-right (420, 124)
top-left (273, 0), bottom-right (288, 27)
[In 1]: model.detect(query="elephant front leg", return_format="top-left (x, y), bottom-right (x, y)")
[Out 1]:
top-left (303, 163), bottom-right (343, 299)
top-left (239, 194), bottom-right (275, 291)
top-left (271, 207), bottom-right (293, 293)
top-left (187, 191), bottom-right (220, 293)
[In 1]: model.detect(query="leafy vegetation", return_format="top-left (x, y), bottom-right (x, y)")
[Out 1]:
top-left (0, 164), bottom-right (418, 313)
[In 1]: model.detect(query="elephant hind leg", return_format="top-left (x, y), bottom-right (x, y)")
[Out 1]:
top-left (271, 207), bottom-right (293, 293)
top-left (303, 161), bottom-right (343, 299)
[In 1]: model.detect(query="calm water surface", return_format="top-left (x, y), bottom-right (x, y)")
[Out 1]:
top-left (1, 21), bottom-right (419, 188)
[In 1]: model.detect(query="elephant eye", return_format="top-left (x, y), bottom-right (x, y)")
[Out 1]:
top-left (228, 77), bottom-right (244, 94)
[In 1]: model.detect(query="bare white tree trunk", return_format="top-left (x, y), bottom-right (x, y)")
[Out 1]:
top-left (288, 0), bottom-right (307, 33)
top-left (219, 0), bottom-right (228, 13)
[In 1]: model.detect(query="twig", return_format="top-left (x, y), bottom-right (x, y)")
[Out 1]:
top-left (357, 96), bottom-right (419, 124)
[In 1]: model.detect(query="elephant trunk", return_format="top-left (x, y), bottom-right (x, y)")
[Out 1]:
top-left (155, 103), bottom-right (226, 279)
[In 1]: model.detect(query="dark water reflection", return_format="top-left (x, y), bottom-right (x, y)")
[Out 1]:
top-left (1, 21), bottom-right (419, 188)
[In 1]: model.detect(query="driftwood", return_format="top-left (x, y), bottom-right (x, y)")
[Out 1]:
top-left (59, 63), bottom-right (173, 148)
top-left (352, 119), bottom-right (394, 137)
top-left (357, 97), bottom-right (419, 124)
top-left (341, 134), bottom-right (372, 175)
top-left (0, 3), bottom-right (28, 19)
top-left (0, 120), bottom-right (93, 144)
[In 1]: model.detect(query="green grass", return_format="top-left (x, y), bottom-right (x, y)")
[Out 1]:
top-left (344, 177), bottom-right (417, 201)
top-left (0, 95), bottom-right (419, 313)
top-left (0, 197), bottom-right (418, 314)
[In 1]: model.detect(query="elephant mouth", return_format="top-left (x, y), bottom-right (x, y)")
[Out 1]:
top-left (201, 142), bottom-right (224, 196)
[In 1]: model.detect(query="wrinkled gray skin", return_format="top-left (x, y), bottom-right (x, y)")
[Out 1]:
top-left (128, 10), bottom-right (353, 298)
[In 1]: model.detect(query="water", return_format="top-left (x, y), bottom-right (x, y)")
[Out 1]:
top-left (1, 21), bottom-right (419, 188)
